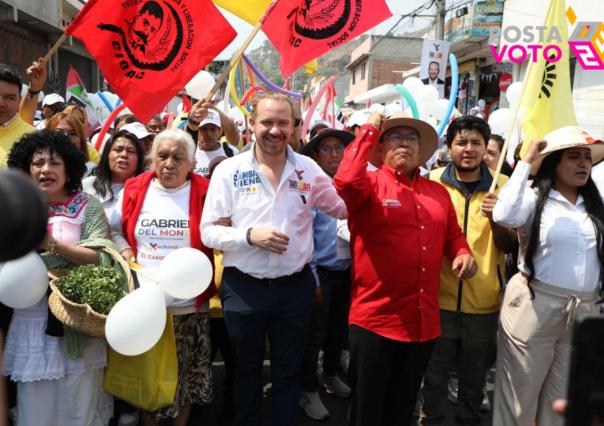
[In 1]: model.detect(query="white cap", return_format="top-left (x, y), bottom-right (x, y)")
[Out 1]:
top-left (42, 93), bottom-right (65, 107)
top-left (199, 110), bottom-right (221, 128)
top-left (121, 122), bottom-right (153, 140)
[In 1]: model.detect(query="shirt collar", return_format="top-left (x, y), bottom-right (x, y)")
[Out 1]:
top-left (380, 164), bottom-right (419, 186)
top-left (441, 161), bottom-right (494, 193)
top-left (549, 188), bottom-right (585, 207)
top-left (0, 114), bottom-right (18, 128)
top-left (247, 141), bottom-right (298, 170)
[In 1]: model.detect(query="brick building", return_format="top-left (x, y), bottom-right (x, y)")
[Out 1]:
top-left (344, 36), bottom-right (422, 106)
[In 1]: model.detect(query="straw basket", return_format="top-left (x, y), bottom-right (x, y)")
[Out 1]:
top-left (48, 247), bottom-right (134, 338)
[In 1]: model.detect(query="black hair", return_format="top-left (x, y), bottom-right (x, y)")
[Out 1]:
top-left (0, 64), bottom-right (22, 92)
top-left (7, 130), bottom-right (86, 195)
top-left (429, 60), bottom-right (440, 68)
top-left (140, 0), bottom-right (163, 20)
top-left (93, 130), bottom-right (145, 200)
top-left (445, 115), bottom-right (491, 148)
top-left (489, 134), bottom-right (505, 153)
top-left (525, 150), bottom-right (604, 298)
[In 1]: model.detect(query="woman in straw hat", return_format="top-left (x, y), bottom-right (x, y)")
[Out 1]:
top-left (491, 126), bottom-right (604, 426)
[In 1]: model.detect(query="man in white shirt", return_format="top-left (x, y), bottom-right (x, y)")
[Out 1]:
top-left (201, 92), bottom-right (347, 426)
top-left (192, 110), bottom-right (239, 177)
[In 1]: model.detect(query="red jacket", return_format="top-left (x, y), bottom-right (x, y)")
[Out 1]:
top-left (121, 171), bottom-right (216, 308)
top-left (333, 124), bottom-right (470, 342)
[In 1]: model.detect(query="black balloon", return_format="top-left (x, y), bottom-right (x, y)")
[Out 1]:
top-left (0, 170), bottom-right (48, 261)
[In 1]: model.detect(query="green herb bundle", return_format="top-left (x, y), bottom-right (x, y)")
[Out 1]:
top-left (55, 265), bottom-right (127, 315)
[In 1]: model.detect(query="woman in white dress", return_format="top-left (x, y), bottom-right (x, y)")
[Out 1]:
top-left (4, 130), bottom-right (113, 426)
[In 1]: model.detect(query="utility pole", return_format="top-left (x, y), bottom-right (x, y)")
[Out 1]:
top-left (435, 0), bottom-right (446, 40)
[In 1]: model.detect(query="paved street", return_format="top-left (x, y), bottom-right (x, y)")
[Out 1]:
top-left (183, 362), bottom-right (494, 426)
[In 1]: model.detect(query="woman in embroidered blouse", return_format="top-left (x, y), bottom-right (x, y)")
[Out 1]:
top-left (492, 127), bottom-right (604, 426)
top-left (4, 130), bottom-right (113, 426)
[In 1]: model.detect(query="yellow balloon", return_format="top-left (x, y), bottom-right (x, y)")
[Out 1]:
top-left (229, 60), bottom-right (250, 117)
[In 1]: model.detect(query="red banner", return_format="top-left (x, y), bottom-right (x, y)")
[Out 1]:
top-left (66, 0), bottom-right (236, 122)
top-left (262, 0), bottom-right (392, 78)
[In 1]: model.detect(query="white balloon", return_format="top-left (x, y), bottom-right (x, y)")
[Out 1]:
top-left (402, 77), bottom-right (424, 97)
top-left (158, 248), bottom-right (213, 300)
top-left (414, 85), bottom-right (439, 105)
top-left (506, 82), bottom-right (523, 107)
top-left (424, 116), bottom-right (438, 129)
top-left (0, 252), bottom-right (48, 309)
top-left (369, 103), bottom-right (385, 114)
top-left (488, 108), bottom-right (514, 136)
top-left (185, 71), bottom-right (215, 100)
top-left (384, 102), bottom-right (402, 118)
top-left (105, 284), bottom-right (167, 356)
top-left (427, 99), bottom-right (450, 121)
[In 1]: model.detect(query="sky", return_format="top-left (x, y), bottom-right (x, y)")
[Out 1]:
top-left (215, 0), bottom-right (435, 60)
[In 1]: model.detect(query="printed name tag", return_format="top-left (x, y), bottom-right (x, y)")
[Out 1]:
top-left (382, 199), bottom-right (402, 207)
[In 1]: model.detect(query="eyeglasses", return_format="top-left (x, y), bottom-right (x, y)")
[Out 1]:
top-left (317, 143), bottom-right (346, 154)
top-left (384, 131), bottom-right (419, 145)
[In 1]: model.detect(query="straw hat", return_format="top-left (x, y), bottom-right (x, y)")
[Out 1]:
top-left (530, 126), bottom-right (604, 175)
top-left (381, 112), bottom-right (439, 166)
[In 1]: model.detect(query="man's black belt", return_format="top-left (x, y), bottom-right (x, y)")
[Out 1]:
top-left (227, 264), bottom-right (311, 288)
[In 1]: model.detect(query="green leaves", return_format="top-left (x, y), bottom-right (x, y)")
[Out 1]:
top-left (55, 265), bottom-right (127, 315)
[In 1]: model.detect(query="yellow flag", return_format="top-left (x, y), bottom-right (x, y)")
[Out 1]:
top-left (213, 0), bottom-right (271, 25)
top-left (303, 59), bottom-right (319, 75)
top-left (519, 0), bottom-right (577, 156)
top-left (214, 0), bottom-right (319, 74)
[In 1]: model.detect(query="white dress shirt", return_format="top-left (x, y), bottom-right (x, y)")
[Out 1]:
top-left (493, 161), bottom-right (601, 292)
top-left (201, 143), bottom-right (347, 279)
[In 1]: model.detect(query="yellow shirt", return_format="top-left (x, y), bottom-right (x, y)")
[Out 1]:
top-left (0, 116), bottom-right (35, 168)
top-left (209, 250), bottom-right (225, 318)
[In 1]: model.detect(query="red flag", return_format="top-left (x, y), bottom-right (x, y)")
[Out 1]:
top-left (66, 0), bottom-right (236, 122)
top-left (262, 0), bottom-right (392, 78)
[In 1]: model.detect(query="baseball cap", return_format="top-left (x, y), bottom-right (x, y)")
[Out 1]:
top-left (199, 110), bottom-right (221, 128)
top-left (121, 122), bottom-right (153, 140)
top-left (42, 93), bottom-right (65, 107)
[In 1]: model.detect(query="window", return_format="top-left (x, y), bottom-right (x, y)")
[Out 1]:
top-left (352, 68), bottom-right (356, 85)
top-left (361, 62), bottom-right (366, 80)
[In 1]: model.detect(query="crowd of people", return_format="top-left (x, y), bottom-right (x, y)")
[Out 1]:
top-left (0, 56), bottom-right (602, 426)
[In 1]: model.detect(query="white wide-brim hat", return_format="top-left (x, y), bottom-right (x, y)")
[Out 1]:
top-left (531, 126), bottom-right (604, 175)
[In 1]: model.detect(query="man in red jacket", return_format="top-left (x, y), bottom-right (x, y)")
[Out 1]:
top-left (333, 112), bottom-right (476, 426)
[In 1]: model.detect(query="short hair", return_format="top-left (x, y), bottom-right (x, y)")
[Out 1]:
top-left (445, 115), bottom-right (491, 148)
top-left (47, 112), bottom-right (89, 161)
top-left (7, 130), bottom-right (87, 195)
top-left (93, 130), bottom-right (145, 200)
top-left (429, 61), bottom-right (440, 69)
top-left (489, 134), bottom-right (505, 153)
top-left (0, 64), bottom-right (22, 93)
top-left (140, 0), bottom-right (163, 20)
top-left (150, 129), bottom-right (195, 165)
top-left (250, 91), bottom-right (296, 122)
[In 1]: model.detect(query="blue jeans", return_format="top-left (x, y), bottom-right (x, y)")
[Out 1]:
top-left (221, 265), bottom-right (315, 426)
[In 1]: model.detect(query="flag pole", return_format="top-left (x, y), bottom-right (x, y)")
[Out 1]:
top-left (43, 33), bottom-right (68, 63)
top-left (204, 21), bottom-right (263, 103)
top-left (488, 60), bottom-right (534, 193)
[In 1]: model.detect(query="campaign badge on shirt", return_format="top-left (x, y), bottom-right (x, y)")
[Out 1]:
top-left (382, 198), bottom-right (402, 208)
top-left (233, 169), bottom-right (261, 194)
